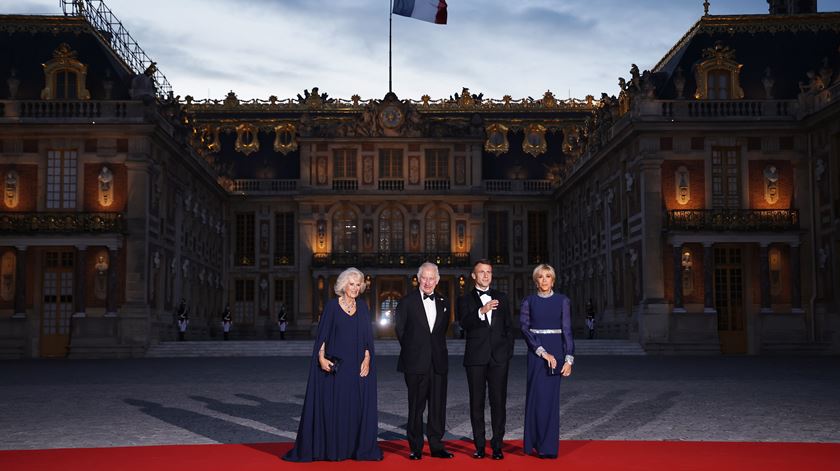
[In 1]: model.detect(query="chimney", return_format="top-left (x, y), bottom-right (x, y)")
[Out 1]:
top-left (767, 0), bottom-right (817, 14)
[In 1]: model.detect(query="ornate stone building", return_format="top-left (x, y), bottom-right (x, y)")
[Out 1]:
top-left (0, 2), bottom-right (837, 357)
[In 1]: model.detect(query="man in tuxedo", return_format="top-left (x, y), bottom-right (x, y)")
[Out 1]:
top-left (456, 259), bottom-right (514, 460)
top-left (395, 262), bottom-right (453, 460)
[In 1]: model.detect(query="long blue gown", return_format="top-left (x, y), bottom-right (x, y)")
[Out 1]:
top-left (520, 293), bottom-right (575, 457)
top-left (283, 298), bottom-right (383, 461)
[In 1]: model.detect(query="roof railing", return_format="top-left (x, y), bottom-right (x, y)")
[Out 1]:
top-left (60, 0), bottom-right (173, 98)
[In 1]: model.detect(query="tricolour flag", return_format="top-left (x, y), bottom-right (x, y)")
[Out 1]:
top-left (392, 0), bottom-right (447, 24)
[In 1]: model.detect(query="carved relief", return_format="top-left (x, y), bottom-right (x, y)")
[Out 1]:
top-left (4, 170), bottom-right (19, 208)
top-left (363, 155), bottom-right (374, 185)
top-left (764, 165), bottom-right (780, 204)
top-left (675, 165), bottom-right (690, 205)
top-left (409, 156), bottom-right (420, 185)
top-left (98, 166), bottom-right (114, 207)
top-left (235, 123), bottom-right (260, 156)
top-left (94, 251), bottom-right (109, 301)
top-left (316, 156), bottom-right (328, 185)
top-left (455, 155), bottom-right (466, 185)
top-left (456, 221), bottom-right (466, 250)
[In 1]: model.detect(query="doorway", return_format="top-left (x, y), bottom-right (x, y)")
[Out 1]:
top-left (40, 250), bottom-right (74, 357)
top-left (715, 247), bottom-right (746, 354)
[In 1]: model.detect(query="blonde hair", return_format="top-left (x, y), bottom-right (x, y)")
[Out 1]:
top-left (531, 263), bottom-right (556, 284)
top-left (334, 267), bottom-right (366, 296)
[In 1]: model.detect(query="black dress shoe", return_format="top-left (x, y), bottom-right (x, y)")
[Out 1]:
top-left (408, 452), bottom-right (422, 460)
top-left (473, 450), bottom-right (485, 459)
top-left (430, 450), bottom-right (454, 459)
top-left (492, 449), bottom-right (504, 460)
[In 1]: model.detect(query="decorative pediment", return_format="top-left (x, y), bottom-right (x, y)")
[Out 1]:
top-left (693, 41), bottom-right (744, 100)
top-left (41, 43), bottom-right (91, 100)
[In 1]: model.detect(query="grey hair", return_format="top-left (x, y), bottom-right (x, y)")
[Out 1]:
top-left (531, 263), bottom-right (556, 284)
top-left (334, 267), bottom-right (366, 296)
top-left (417, 262), bottom-right (440, 281)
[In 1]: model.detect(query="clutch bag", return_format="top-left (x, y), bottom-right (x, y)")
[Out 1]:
top-left (324, 354), bottom-right (342, 374)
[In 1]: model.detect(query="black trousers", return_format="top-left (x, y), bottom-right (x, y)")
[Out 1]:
top-left (404, 369), bottom-right (448, 454)
top-left (466, 361), bottom-right (510, 451)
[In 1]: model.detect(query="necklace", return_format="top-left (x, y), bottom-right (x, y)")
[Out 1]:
top-left (340, 296), bottom-right (356, 313)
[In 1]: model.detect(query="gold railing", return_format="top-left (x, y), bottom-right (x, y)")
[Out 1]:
top-left (0, 212), bottom-right (126, 233)
top-left (666, 209), bottom-right (799, 231)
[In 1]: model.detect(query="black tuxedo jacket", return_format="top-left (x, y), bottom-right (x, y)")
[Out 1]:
top-left (395, 290), bottom-right (450, 374)
top-left (457, 288), bottom-right (514, 367)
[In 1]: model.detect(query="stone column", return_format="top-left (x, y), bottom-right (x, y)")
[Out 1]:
top-left (703, 243), bottom-right (715, 313)
top-left (759, 243), bottom-right (772, 313)
top-left (790, 243), bottom-right (802, 312)
top-left (13, 246), bottom-right (26, 318)
top-left (74, 245), bottom-right (87, 317)
top-left (638, 158), bottom-right (669, 343)
top-left (673, 245), bottom-right (684, 312)
top-left (105, 246), bottom-right (118, 316)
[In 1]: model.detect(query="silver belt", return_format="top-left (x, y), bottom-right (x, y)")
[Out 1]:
top-left (529, 329), bottom-right (562, 334)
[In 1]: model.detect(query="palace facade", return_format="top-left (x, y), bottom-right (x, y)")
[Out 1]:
top-left (0, 1), bottom-right (838, 357)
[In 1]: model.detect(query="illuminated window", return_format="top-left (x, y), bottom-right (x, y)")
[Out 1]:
top-left (378, 207), bottom-right (404, 252)
top-left (332, 208), bottom-right (359, 253)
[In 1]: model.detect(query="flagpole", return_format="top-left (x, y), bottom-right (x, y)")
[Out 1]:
top-left (389, 0), bottom-right (393, 93)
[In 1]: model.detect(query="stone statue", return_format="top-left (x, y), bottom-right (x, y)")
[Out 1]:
top-left (762, 67), bottom-right (775, 99)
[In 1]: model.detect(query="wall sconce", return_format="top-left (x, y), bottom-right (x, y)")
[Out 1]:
top-left (411, 275), bottom-right (418, 288)
top-left (675, 165), bottom-right (690, 205)
top-left (316, 219), bottom-right (326, 249)
top-left (458, 274), bottom-right (465, 295)
top-left (317, 275), bottom-right (325, 292)
top-left (456, 221), bottom-right (466, 250)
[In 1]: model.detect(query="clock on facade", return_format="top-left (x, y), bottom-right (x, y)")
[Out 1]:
top-left (379, 104), bottom-right (404, 129)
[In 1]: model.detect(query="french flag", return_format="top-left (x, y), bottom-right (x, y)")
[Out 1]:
top-left (393, 0), bottom-right (447, 25)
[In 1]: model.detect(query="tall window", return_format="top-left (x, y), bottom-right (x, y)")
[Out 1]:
top-left (379, 149), bottom-right (403, 178)
top-left (333, 149), bottom-right (357, 178)
top-left (707, 70), bottom-right (731, 100)
top-left (332, 208), bottom-right (359, 253)
top-left (711, 147), bottom-right (741, 209)
top-left (528, 211), bottom-right (549, 264)
top-left (378, 207), bottom-right (404, 252)
top-left (55, 70), bottom-right (79, 99)
top-left (425, 149), bottom-right (449, 179)
top-left (425, 208), bottom-right (450, 252)
top-left (234, 279), bottom-right (255, 325)
top-left (235, 213), bottom-right (255, 265)
top-left (487, 211), bottom-right (509, 264)
top-left (47, 150), bottom-right (77, 209)
top-left (274, 212), bottom-right (295, 265)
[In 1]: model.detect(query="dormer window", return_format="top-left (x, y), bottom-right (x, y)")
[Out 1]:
top-left (41, 43), bottom-right (91, 100)
top-left (693, 42), bottom-right (744, 100)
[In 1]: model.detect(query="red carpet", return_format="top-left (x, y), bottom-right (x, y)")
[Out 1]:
top-left (2, 439), bottom-right (839, 471)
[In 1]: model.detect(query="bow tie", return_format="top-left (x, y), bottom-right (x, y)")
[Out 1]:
top-left (423, 293), bottom-right (436, 301)
top-left (476, 288), bottom-right (490, 296)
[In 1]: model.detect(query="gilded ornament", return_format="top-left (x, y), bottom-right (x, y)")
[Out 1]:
top-left (484, 123), bottom-right (509, 155)
top-left (693, 41), bottom-right (744, 100)
top-left (273, 123), bottom-right (298, 154)
top-left (40, 43), bottom-right (91, 100)
top-left (235, 123), bottom-right (260, 156)
top-left (522, 123), bottom-right (547, 157)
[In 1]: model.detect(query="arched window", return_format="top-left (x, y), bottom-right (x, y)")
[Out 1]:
top-left (693, 42), bottom-right (743, 100)
top-left (41, 43), bottom-right (90, 100)
top-left (378, 207), bottom-right (404, 253)
top-left (332, 208), bottom-right (359, 253)
top-left (425, 208), bottom-right (450, 253)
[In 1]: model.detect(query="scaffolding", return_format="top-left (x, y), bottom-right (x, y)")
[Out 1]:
top-left (61, 0), bottom-right (174, 98)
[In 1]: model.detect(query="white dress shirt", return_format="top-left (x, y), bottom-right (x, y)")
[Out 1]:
top-left (477, 290), bottom-right (492, 325)
top-left (421, 291), bottom-right (437, 332)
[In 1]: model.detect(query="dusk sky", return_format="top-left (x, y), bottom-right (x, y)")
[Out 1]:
top-left (4, 0), bottom-right (840, 101)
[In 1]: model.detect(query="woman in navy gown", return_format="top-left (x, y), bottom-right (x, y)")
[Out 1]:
top-left (284, 267), bottom-right (383, 462)
top-left (520, 263), bottom-right (575, 459)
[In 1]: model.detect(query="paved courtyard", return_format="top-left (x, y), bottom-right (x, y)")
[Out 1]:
top-left (2, 355), bottom-right (839, 450)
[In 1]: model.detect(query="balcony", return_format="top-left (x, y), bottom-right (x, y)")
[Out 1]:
top-left (424, 179), bottom-right (451, 191)
top-left (332, 179), bottom-right (358, 191)
top-left (666, 209), bottom-right (799, 232)
top-left (230, 179), bottom-right (298, 195)
top-left (378, 179), bottom-right (405, 191)
top-left (483, 180), bottom-right (554, 194)
top-left (312, 252), bottom-right (471, 268)
top-left (0, 212), bottom-right (126, 234)
top-left (1, 100), bottom-right (144, 122)
top-left (643, 99), bottom-right (798, 121)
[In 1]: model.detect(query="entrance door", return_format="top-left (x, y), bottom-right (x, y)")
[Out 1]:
top-left (715, 247), bottom-right (746, 354)
top-left (41, 250), bottom-right (74, 357)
